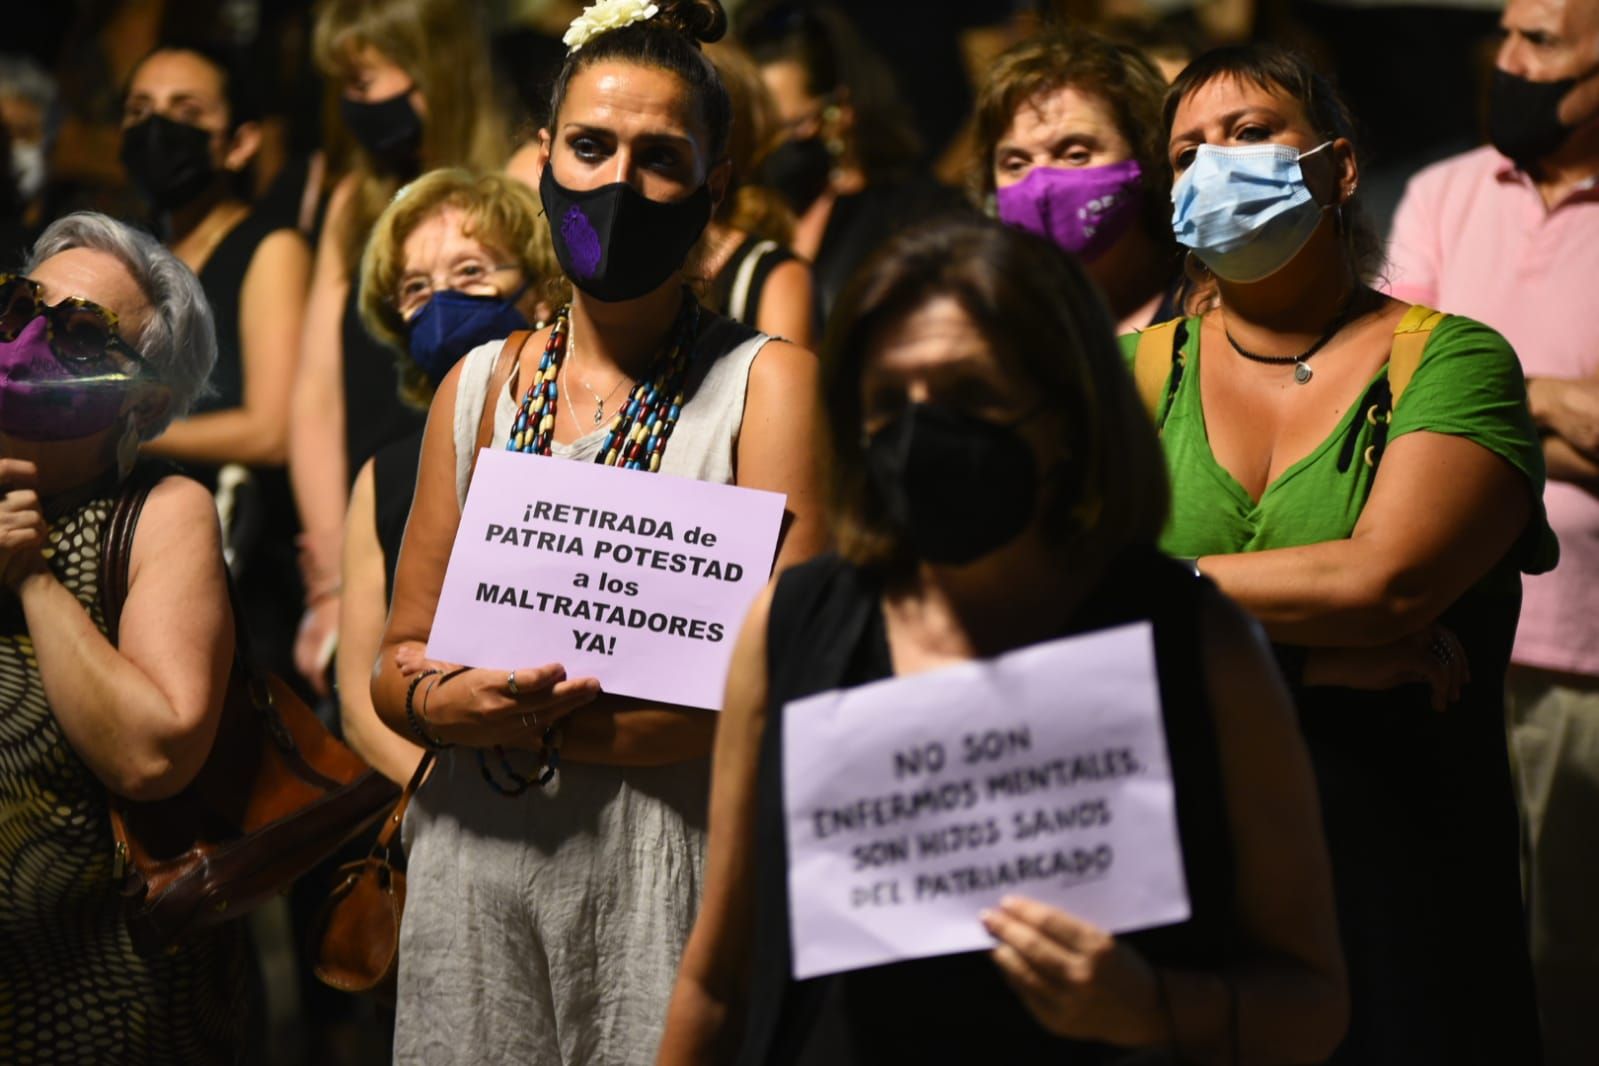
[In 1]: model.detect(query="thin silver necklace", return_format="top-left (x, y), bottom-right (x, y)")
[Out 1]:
top-left (567, 321), bottom-right (630, 426)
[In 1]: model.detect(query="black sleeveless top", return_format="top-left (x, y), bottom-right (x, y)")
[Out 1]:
top-left (737, 550), bottom-right (1236, 1066)
top-left (194, 209), bottom-right (303, 415)
top-left (343, 289), bottom-right (426, 485)
top-left (372, 427), bottom-right (424, 601)
top-left (707, 236), bottom-right (798, 331)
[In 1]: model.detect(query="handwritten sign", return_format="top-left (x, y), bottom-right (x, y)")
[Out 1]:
top-left (782, 622), bottom-right (1189, 980)
top-left (426, 448), bottom-right (786, 710)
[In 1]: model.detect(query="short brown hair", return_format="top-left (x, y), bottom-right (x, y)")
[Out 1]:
top-left (1165, 45), bottom-right (1383, 282)
top-left (358, 167), bottom-right (565, 408)
top-left (973, 26), bottom-right (1171, 249)
top-left (821, 216), bottom-right (1169, 570)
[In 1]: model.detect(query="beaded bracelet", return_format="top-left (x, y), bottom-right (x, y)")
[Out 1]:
top-left (476, 722), bottom-right (564, 796)
top-left (477, 746), bottom-right (536, 796)
top-left (538, 723), bottom-right (563, 786)
top-left (404, 669), bottom-right (450, 752)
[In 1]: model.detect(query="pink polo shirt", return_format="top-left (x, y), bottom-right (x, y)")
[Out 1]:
top-left (1387, 145), bottom-right (1599, 676)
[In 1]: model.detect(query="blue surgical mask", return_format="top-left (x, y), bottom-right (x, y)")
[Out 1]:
top-left (405, 287), bottom-right (531, 386)
top-left (1170, 142), bottom-right (1335, 283)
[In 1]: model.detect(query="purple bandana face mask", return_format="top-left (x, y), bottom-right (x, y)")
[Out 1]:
top-left (995, 159), bottom-right (1145, 261)
top-left (0, 316), bottom-right (136, 441)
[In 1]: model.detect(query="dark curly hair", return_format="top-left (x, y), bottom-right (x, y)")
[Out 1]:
top-left (1165, 45), bottom-right (1384, 283)
top-left (973, 26), bottom-right (1174, 256)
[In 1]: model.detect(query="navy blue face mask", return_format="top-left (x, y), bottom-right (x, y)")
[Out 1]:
top-left (405, 287), bottom-right (531, 386)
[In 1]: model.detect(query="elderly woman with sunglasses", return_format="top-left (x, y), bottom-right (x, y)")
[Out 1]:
top-left (0, 212), bottom-right (251, 1063)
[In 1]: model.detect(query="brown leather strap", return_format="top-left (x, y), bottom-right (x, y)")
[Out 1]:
top-left (98, 463), bottom-right (182, 871)
top-left (471, 330), bottom-right (532, 479)
top-left (98, 464), bottom-right (167, 639)
top-left (374, 751), bottom-right (433, 850)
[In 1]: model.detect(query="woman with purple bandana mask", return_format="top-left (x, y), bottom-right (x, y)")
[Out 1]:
top-left (975, 27), bottom-right (1193, 334)
top-left (0, 211), bottom-right (255, 1062)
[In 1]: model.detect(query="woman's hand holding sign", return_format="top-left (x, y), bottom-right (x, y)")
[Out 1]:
top-left (416, 661), bottom-right (602, 750)
top-left (983, 896), bottom-right (1165, 1048)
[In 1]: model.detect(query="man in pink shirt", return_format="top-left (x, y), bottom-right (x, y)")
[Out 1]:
top-left (1387, 1), bottom-right (1599, 1061)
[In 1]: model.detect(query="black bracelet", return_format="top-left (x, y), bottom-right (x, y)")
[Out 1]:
top-left (404, 669), bottom-right (450, 752)
top-left (477, 725), bottom-right (563, 796)
top-left (539, 723), bottom-right (563, 786)
top-left (477, 745), bottom-right (536, 796)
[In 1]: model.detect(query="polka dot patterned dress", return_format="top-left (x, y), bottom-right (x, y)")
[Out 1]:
top-left (0, 491), bottom-right (250, 1064)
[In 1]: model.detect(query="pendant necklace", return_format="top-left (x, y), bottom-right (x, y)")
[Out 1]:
top-left (567, 322), bottom-right (630, 424)
top-left (1224, 291), bottom-right (1362, 385)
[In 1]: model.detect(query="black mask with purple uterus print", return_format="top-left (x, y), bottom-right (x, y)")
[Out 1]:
top-left (539, 166), bottom-right (713, 303)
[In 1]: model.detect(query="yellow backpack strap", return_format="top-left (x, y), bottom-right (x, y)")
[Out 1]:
top-left (1387, 304), bottom-right (1445, 409)
top-left (1134, 318), bottom-right (1185, 423)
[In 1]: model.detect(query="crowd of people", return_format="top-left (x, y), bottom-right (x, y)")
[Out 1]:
top-left (0, 0), bottom-right (1594, 1063)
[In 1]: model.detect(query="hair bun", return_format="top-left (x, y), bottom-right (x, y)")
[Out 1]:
top-left (657, 0), bottom-right (727, 45)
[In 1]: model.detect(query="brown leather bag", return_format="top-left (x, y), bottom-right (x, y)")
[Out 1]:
top-left (98, 466), bottom-right (400, 958)
top-left (307, 751), bottom-right (431, 1002)
top-left (306, 330), bottom-right (533, 998)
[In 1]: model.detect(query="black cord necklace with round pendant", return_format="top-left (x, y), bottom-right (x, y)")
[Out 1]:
top-left (1224, 292), bottom-right (1362, 384)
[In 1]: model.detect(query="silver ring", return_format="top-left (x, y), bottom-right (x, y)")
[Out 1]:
top-left (1430, 638), bottom-right (1453, 665)
top-left (507, 671), bottom-right (520, 695)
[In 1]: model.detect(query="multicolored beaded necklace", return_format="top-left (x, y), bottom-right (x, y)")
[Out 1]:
top-left (504, 293), bottom-right (700, 469)
top-left (480, 291), bottom-right (701, 796)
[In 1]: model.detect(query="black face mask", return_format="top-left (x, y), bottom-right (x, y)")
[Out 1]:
top-left (1489, 67), bottom-right (1598, 166)
top-left (119, 115), bottom-right (217, 212)
top-left (761, 135), bottom-right (832, 214)
top-left (865, 403), bottom-right (1041, 566)
top-left (340, 90), bottom-right (423, 173)
top-left (539, 166), bottom-right (712, 303)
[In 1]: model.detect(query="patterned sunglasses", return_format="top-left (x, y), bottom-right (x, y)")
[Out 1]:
top-left (0, 273), bottom-right (151, 374)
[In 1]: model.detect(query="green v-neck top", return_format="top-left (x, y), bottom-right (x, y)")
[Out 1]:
top-left (1119, 312), bottom-right (1558, 573)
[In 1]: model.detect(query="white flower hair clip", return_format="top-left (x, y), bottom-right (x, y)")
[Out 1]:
top-left (563, 0), bottom-right (661, 53)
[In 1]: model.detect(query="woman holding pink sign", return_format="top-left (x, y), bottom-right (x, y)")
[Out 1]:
top-left (367, 1), bottom-right (825, 1062)
top-left (658, 217), bottom-right (1347, 1065)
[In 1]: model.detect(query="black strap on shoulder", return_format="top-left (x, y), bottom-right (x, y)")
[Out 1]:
top-left (97, 462), bottom-right (265, 677)
top-left (98, 463), bottom-right (170, 640)
top-left (765, 556), bottom-right (876, 708)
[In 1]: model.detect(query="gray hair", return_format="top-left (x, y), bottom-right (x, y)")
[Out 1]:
top-left (0, 55), bottom-right (59, 143)
top-left (25, 212), bottom-right (216, 437)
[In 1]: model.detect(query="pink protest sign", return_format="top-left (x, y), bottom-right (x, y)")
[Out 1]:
top-left (426, 448), bottom-right (787, 710)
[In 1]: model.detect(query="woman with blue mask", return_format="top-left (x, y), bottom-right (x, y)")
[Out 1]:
top-left (340, 167), bottom-right (559, 787)
top-left (1124, 45), bottom-right (1552, 1064)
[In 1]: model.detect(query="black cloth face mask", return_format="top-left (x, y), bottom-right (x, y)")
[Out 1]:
top-left (1489, 66), bottom-right (1599, 166)
top-left (539, 166), bottom-right (713, 303)
top-left (761, 135), bottom-right (832, 214)
top-left (865, 403), bottom-right (1041, 566)
top-left (119, 115), bottom-right (217, 212)
top-left (341, 90), bottom-right (423, 172)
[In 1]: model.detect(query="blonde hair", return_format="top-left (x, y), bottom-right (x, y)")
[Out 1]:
top-left (359, 168), bottom-right (566, 408)
top-left (314, 0), bottom-right (511, 273)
